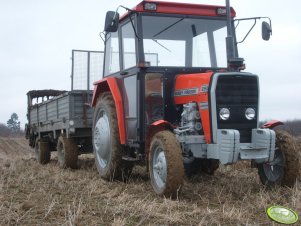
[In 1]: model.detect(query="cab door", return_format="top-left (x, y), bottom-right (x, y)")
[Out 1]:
top-left (120, 17), bottom-right (139, 143)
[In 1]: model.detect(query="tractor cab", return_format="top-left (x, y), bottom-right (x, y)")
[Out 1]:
top-left (101, 1), bottom-right (238, 143)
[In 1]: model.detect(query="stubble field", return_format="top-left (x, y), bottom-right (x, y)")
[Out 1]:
top-left (0, 136), bottom-right (300, 225)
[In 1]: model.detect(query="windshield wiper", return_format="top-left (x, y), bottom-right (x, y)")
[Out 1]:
top-left (128, 14), bottom-right (172, 53)
top-left (151, 39), bottom-right (171, 52)
top-left (153, 18), bottom-right (184, 38)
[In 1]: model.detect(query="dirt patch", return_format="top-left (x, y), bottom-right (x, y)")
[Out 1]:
top-left (0, 136), bottom-right (300, 225)
top-left (0, 137), bottom-right (33, 163)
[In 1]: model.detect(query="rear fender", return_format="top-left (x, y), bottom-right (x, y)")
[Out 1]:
top-left (261, 120), bottom-right (284, 130)
top-left (92, 77), bottom-right (126, 144)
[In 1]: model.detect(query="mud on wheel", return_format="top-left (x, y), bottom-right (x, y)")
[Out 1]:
top-left (93, 92), bottom-right (130, 181)
top-left (35, 139), bottom-right (51, 164)
top-left (57, 136), bottom-right (79, 169)
top-left (258, 130), bottom-right (300, 187)
top-left (149, 130), bottom-right (184, 198)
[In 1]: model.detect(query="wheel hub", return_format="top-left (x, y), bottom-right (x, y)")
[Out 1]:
top-left (94, 111), bottom-right (111, 168)
top-left (152, 148), bottom-right (167, 189)
top-left (263, 148), bottom-right (284, 182)
top-left (58, 142), bottom-right (65, 161)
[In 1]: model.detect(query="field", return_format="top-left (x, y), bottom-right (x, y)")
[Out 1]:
top-left (0, 137), bottom-right (300, 225)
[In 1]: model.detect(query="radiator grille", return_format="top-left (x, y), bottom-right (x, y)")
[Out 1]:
top-left (215, 75), bottom-right (259, 143)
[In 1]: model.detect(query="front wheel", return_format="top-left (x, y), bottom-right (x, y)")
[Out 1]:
top-left (149, 130), bottom-right (184, 198)
top-left (257, 130), bottom-right (300, 187)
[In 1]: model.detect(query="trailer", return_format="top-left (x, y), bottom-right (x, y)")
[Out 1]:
top-left (25, 50), bottom-right (103, 168)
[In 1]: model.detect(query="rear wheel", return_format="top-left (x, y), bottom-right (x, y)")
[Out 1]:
top-left (149, 130), bottom-right (184, 198)
top-left (35, 139), bottom-right (51, 164)
top-left (93, 92), bottom-right (129, 180)
top-left (57, 136), bottom-right (78, 169)
top-left (258, 130), bottom-right (300, 187)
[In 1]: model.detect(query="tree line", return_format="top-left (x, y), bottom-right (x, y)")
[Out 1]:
top-left (0, 113), bottom-right (24, 137)
top-left (275, 120), bottom-right (301, 137)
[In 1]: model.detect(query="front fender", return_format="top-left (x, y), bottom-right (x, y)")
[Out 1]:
top-left (261, 120), bottom-right (284, 129)
top-left (145, 120), bottom-right (174, 162)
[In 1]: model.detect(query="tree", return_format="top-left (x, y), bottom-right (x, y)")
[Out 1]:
top-left (7, 113), bottom-right (21, 134)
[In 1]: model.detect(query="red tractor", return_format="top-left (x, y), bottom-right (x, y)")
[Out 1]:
top-left (92, 0), bottom-right (300, 197)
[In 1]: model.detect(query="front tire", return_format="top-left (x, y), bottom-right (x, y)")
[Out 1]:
top-left (258, 130), bottom-right (300, 187)
top-left (93, 92), bottom-right (124, 180)
top-left (149, 131), bottom-right (184, 198)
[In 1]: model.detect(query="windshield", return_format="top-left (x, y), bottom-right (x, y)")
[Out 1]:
top-left (142, 15), bottom-right (228, 68)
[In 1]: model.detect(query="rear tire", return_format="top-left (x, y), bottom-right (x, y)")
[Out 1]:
top-left (35, 139), bottom-right (51, 164)
top-left (149, 130), bottom-right (184, 198)
top-left (93, 92), bottom-right (128, 180)
top-left (57, 136), bottom-right (78, 169)
top-left (258, 130), bottom-right (300, 187)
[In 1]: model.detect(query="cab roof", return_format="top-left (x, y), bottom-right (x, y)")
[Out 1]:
top-left (120, 0), bottom-right (236, 21)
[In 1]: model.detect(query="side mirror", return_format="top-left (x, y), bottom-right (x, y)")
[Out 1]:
top-left (104, 11), bottom-right (119, 32)
top-left (262, 21), bottom-right (272, 41)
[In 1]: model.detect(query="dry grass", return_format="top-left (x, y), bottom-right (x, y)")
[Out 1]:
top-left (0, 137), bottom-right (300, 225)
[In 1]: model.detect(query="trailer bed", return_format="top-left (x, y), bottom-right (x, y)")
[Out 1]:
top-left (28, 90), bottom-right (93, 137)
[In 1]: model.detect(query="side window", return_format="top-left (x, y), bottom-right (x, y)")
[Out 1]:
top-left (104, 31), bottom-right (120, 76)
top-left (145, 73), bottom-right (164, 124)
top-left (121, 20), bottom-right (136, 69)
top-left (123, 75), bottom-right (137, 118)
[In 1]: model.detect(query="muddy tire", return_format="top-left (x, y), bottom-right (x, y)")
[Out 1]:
top-left (258, 130), bottom-right (300, 187)
top-left (93, 92), bottom-right (126, 180)
top-left (149, 130), bottom-right (184, 198)
top-left (57, 136), bottom-right (78, 169)
top-left (35, 139), bottom-right (51, 164)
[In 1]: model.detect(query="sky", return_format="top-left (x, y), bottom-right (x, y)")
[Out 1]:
top-left (0, 0), bottom-right (301, 128)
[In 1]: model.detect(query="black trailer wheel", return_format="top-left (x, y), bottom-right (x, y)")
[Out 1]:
top-left (184, 158), bottom-right (220, 177)
top-left (57, 136), bottom-right (79, 169)
top-left (35, 139), bottom-right (51, 164)
top-left (93, 92), bottom-right (127, 180)
top-left (149, 130), bottom-right (184, 198)
top-left (200, 159), bottom-right (219, 175)
top-left (258, 130), bottom-right (300, 187)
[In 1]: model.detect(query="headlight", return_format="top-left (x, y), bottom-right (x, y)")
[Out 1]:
top-left (245, 108), bottom-right (256, 120)
top-left (144, 3), bottom-right (157, 11)
top-left (219, 108), bottom-right (230, 120)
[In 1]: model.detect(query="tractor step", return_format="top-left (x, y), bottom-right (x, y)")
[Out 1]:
top-left (122, 156), bottom-right (140, 162)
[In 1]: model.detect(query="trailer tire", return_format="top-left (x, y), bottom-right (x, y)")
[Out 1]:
top-left (149, 130), bottom-right (184, 198)
top-left (258, 130), bottom-right (300, 187)
top-left (57, 136), bottom-right (79, 169)
top-left (200, 159), bottom-right (219, 175)
top-left (93, 92), bottom-right (128, 181)
top-left (35, 139), bottom-right (51, 164)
